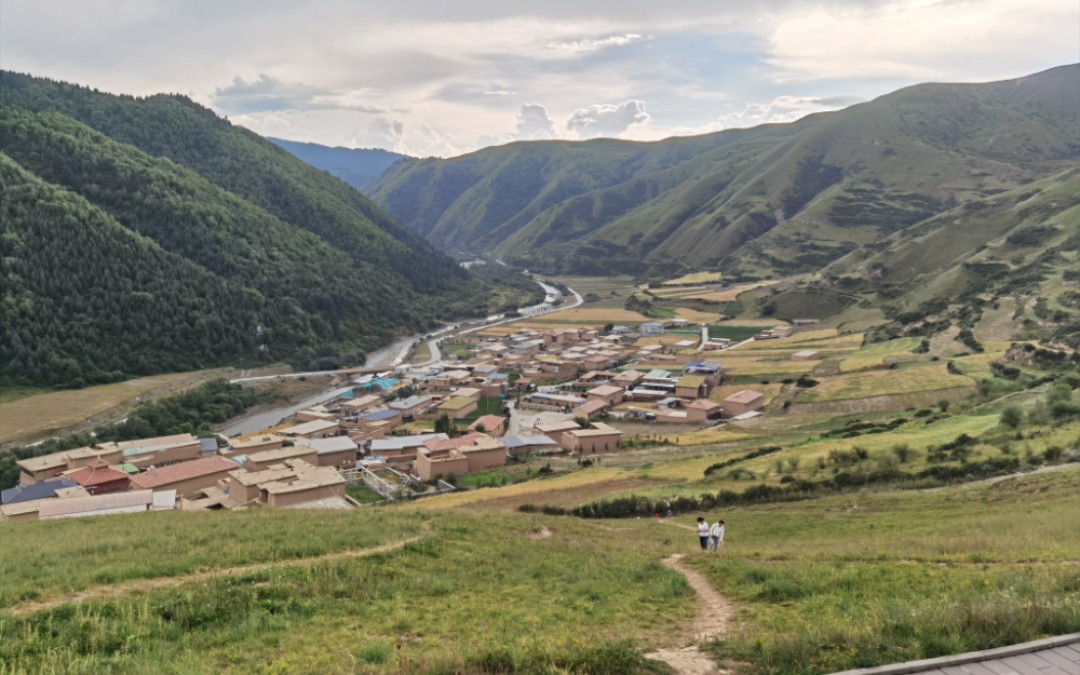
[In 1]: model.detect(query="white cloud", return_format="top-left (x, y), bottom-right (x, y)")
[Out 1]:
top-left (515, 103), bottom-right (557, 139)
top-left (566, 100), bottom-right (650, 138)
top-left (546, 32), bottom-right (647, 53)
top-left (765, 0), bottom-right (1080, 82)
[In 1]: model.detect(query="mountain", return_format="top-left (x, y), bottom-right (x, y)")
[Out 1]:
top-left (368, 64), bottom-right (1080, 277)
top-left (0, 72), bottom-right (531, 388)
top-left (267, 138), bottom-right (406, 190)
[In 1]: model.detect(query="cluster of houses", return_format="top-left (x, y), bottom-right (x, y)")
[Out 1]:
top-left (2, 321), bottom-right (786, 521)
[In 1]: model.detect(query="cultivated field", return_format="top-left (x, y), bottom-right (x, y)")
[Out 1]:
top-left (797, 363), bottom-right (975, 403)
top-left (0, 369), bottom-right (230, 447)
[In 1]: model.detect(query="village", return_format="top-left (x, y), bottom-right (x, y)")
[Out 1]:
top-left (0, 318), bottom-right (798, 521)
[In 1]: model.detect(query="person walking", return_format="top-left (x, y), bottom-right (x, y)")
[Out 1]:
top-left (709, 520), bottom-right (725, 551)
top-left (696, 517), bottom-right (710, 551)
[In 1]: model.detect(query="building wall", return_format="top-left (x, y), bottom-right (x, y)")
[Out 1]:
top-left (464, 447), bottom-right (507, 473)
top-left (570, 433), bottom-right (622, 455)
top-left (415, 454), bottom-right (470, 481)
top-left (724, 398), bottom-right (764, 416)
top-left (316, 449), bottom-right (357, 469)
top-left (85, 478), bottom-right (131, 496)
top-left (144, 471), bottom-right (234, 499)
top-left (441, 401), bottom-right (478, 419)
top-left (266, 484), bottom-right (343, 508)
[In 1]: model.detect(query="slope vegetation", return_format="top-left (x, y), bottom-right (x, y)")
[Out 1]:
top-left (268, 138), bottom-right (406, 190)
top-left (0, 72), bottom-right (528, 387)
top-left (369, 64), bottom-right (1079, 277)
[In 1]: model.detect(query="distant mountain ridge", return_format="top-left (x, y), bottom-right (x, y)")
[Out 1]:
top-left (368, 64), bottom-right (1079, 278)
top-left (0, 72), bottom-right (519, 388)
top-left (267, 138), bottom-right (407, 190)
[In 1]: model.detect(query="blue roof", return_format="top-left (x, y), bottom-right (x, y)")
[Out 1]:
top-left (1, 478), bottom-right (78, 505)
top-left (503, 434), bottom-right (560, 449)
top-left (199, 438), bottom-right (219, 453)
top-left (359, 378), bottom-right (400, 391)
top-left (361, 409), bottom-right (402, 422)
top-left (489, 373), bottom-right (510, 381)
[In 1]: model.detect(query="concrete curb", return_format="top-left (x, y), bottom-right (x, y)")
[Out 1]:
top-left (830, 633), bottom-right (1080, 675)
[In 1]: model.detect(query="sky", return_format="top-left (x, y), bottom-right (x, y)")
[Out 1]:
top-left (2, 0), bottom-right (1077, 158)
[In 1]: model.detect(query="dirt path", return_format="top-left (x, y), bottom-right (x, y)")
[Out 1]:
top-left (645, 554), bottom-right (736, 675)
top-left (7, 534), bottom-right (423, 618)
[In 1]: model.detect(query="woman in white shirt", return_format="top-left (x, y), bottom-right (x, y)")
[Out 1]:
top-left (696, 517), bottom-right (710, 550)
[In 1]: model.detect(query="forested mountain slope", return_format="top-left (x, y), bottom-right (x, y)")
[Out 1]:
top-left (268, 138), bottom-right (406, 190)
top-left (0, 73), bottom-right (526, 387)
top-left (369, 64), bottom-right (1079, 277)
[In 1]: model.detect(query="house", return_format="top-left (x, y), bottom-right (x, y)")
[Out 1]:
top-left (610, 325), bottom-right (632, 335)
top-left (468, 415), bottom-right (507, 437)
top-left (64, 460), bottom-right (131, 495)
top-left (791, 350), bottom-right (821, 361)
top-left (129, 456), bottom-right (239, 499)
top-left (339, 394), bottom-right (383, 415)
top-left (612, 370), bottom-right (645, 389)
top-left (226, 434), bottom-right (285, 457)
top-left (562, 423), bottom-right (622, 455)
top-left (675, 375), bottom-right (709, 400)
top-left (414, 434), bottom-right (507, 481)
top-left (256, 462), bottom-right (346, 508)
top-left (359, 409), bottom-right (404, 430)
top-left (530, 392), bottom-right (587, 409)
top-left (535, 419), bottom-right (583, 445)
top-left (244, 446), bottom-right (319, 473)
top-left (36, 490), bottom-right (172, 520)
top-left (451, 387), bottom-right (482, 402)
top-left (640, 322), bottom-right (665, 337)
top-left (579, 370), bottom-right (617, 385)
top-left (13, 434), bottom-right (202, 485)
top-left (703, 339), bottom-right (732, 351)
top-left (722, 390), bottom-right (765, 417)
top-left (296, 436), bottom-right (359, 469)
top-left (1, 478), bottom-right (78, 506)
top-left (502, 434), bottom-right (562, 457)
top-left (438, 396), bottom-right (479, 419)
top-left (368, 433), bottom-right (449, 466)
top-left (587, 384), bottom-right (624, 406)
top-left (389, 395), bottom-right (435, 419)
top-left (573, 399), bottom-right (608, 421)
top-left (296, 408), bottom-right (336, 423)
top-left (277, 419), bottom-right (340, 439)
top-left (683, 361), bottom-right (724, 386)
top-left (686, 399), bottom-right (723, 422)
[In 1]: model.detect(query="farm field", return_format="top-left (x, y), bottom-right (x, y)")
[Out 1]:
top-left (839, 337), bottom-right (923, 372)
top-left (0, 368), bottom-right (230, 447)
top-left (797, 363), bottom-right (975, 403)
top-left (663, 271), bottom-right (724, 286)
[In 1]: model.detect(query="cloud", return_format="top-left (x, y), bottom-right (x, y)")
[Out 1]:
top-left (367, 117), bottom-right (405, 145)
top-left (566, 100), bottom-right (649, 138)
top-left (212, 74), bottom-right (393, 114)
top-left (546, 32), bottom-right (647, 53)
top-left (515, 103), bottom-right (557, 139)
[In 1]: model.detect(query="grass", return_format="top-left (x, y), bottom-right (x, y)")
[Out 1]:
top-left (0, 386), bottom-right (49, 404)
top-left (0, 369), bottom-right (228, 446)
top-left (691, 467), bottom-right (1080, 673)
top-left (0, 510), bottom-right (692, 673)
top-left (709, 325), bottom-right (769, 342)
top-left (663, 271), bottom-right (724, 286)
top-left (839, 337), bottom-right (922, 372)
top-left (799, 363), bottom-right (975, 402)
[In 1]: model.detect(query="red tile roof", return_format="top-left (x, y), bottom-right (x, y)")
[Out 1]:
top-left (468, 415), bottom-right (505, 432)
top-left (423, 432), bottom-right (485, 453)
top-left (65, 460), bottom-right (130, 487)
top-left (129, 456), bottom-right (237, 489)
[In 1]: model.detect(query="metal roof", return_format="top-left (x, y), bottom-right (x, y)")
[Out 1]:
top-left (503, 434), bottom-right (560, 449)
top-left (1, 478), bottom-right (78, 505)
top-left (361, 409), bottom-right (402, 422)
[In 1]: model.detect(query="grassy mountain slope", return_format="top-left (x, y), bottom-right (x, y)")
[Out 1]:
top-left (0, 72), bottom-right (532, 387)
top-left (268, 138), bottom-right (406, 190)
top-left (369, 64), bottom-right (1079, 277)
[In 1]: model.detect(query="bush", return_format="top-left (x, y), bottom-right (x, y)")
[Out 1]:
top-left (1000, 406), bottom-right (1023, 429)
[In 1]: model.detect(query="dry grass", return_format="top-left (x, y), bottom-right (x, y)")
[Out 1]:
top-left (684, 281), bottom-right (778, 303)
top-left (0, 369), bottom-right (228, 446)
top-left (799, 363), bottom-right (975, 402)
top-left (662, 272), bottom-right (724, 286)
top-left (668, 428), bottom-right (756, 448)
top-left (675, 307), bottom-right (723, 323)
top-left (708, 383), bottom-right (786, 406)
top-left (407, 468), bottom-right (635, 509)
top-left (839, 337), bottom-right (922, 372)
